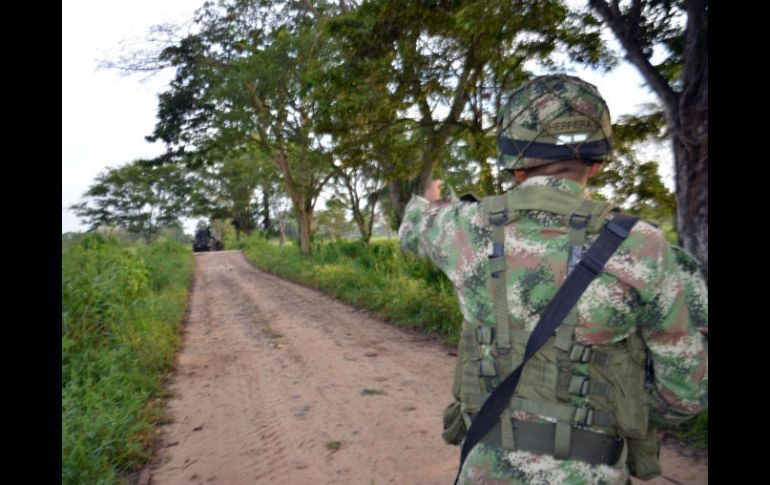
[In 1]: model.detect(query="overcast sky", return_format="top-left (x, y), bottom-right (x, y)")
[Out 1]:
top-left (62, 1), bottom-right (672, 235)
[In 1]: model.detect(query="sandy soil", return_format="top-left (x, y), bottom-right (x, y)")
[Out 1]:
top-left (145, 250), bottom-right (707, 485)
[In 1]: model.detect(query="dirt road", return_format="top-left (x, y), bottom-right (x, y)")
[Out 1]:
top-left (147, 251), bottom-right (707, 485)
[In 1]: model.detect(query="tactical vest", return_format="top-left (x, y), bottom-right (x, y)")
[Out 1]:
top-left (455, 185), bottom-right (653, 471)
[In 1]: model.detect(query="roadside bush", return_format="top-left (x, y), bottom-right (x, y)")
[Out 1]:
top-left (62, 234), bottom-right (193, 484)
top-left (240, 235), bottom-right (463, 344)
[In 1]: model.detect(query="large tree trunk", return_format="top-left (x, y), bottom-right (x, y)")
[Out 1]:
top-left (388, 179), bottom-right (410, 228)
top-left (273, 150), bottom-right (316, 255)
top-left (671, 102), bottom-right (708, 282)
top-left (279, 216), bottom-right (287, 246)
top-left (295, 206), bottom-right (313, 255)
top-left (261, 187), bottom-right (271, 233)
top-left (589, 0), bottom-right (708, 282)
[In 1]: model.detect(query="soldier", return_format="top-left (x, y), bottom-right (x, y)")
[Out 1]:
top-left (398, 74), bottom-right (707, 484)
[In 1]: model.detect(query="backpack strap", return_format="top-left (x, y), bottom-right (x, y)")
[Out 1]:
top-left (454, 214), bottom-right (639, 485)
top-left (480, 194), bottom-right (517, 448)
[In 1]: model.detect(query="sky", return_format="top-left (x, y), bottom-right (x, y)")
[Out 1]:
top-left (62, 0), bottom-right (672, 235)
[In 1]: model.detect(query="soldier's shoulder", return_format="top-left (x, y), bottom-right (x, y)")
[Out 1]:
top-left (624, 216), bottom-right (668, 249)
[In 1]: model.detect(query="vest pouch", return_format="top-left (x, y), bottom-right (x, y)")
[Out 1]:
top-left (626, 427), bottom-right (662, 480)
top-left (590, 334), bottom-right (649, 440)
top-left (442, 400), bottom-right (467, 445)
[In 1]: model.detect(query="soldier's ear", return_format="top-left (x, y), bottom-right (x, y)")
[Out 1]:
top-left (514, 170), bottom-right (527, 184)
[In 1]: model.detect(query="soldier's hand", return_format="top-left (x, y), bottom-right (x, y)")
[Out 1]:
top-left (424, 179), bottom-right (444, 202)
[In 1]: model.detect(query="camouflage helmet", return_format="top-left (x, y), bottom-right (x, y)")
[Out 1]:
top-left (497, 74), bottom-right (612, 170)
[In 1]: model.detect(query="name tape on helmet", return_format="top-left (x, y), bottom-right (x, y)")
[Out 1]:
top-left (546, 116), bottom-right (596, 135)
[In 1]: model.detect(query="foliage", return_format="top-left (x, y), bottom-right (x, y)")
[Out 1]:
top-left (587, 0), bottom-right (708, 279)
top-left (62, 235), bottom-right (194, 484)
top-left (97, 0), bottom-right (704, 260)
top-left (314, 200), bottom-right (356, 241)
top-left (588, 113), bottom-right (677, 239)
top-left (188, 151), bottom-right (270, 238)
top-left (71, 159), bottom-right (194, 242)
top-left (239, 234), bottom-right (463, 343)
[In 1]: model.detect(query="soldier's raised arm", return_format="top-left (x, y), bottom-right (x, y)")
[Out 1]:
top-left (397, 179), bottom-right (479, 273)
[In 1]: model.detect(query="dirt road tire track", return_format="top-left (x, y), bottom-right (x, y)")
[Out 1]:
top-left (147, 250), bottom-right (706, 485)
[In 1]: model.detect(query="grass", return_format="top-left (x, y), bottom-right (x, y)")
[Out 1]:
top-left (325, 440), bottom-right (342, 451)
top-left (360, 388), bottom-right (387, 396)
top-left (237, 236), bottom-right (464, 345)
top-left (62, 234), bottom-right (194, 484)
top-left (673, 408), bottom-right (708, 448)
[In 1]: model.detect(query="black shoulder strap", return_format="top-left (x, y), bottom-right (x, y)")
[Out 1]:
top-left (454, 214), bottom-right (639, 484)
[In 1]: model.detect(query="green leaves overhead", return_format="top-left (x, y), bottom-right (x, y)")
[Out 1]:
top-left (72, 159), bottom-right (194, 242)
top-left (93, 0), bottom-right (693, 255)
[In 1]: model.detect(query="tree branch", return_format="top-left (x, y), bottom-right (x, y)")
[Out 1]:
top-left (589, 0), bottom-right (679, 112)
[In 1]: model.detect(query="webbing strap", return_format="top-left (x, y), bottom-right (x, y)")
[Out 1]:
top-left (482, 196), bottom-right (514, 448)
top-left (476, 417), bottom-right (624, 466)
top-left (482, 195), bottom-right (512, 353)
top-left (454, 214), bottom-right (639, 484)
top-left (508, 396), bottom-right (614, 428)
top-left (567, 199), bottom-right (594, 274)
top-left (506, 186), bottom-right (582, 215)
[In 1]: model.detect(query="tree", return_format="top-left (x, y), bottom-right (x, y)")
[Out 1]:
top-left (587, 0), bottom-right (708, 281)
top-left (315, 199), bottom-right (355, 241)
top-left (71, 159), bottom-right (193, 242)
top-left (133, 0), bottom-right (344, 254)
top-left (330, 158), bottom-right (385, 244)
top-left (323, 0), bottom-right (614, 224)
top-left (200, 151), bottom-right (265, 240)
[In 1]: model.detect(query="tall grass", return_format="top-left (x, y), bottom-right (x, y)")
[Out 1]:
top-left (238, 236), bottom-right (464, 344)
top-left (62, 234), bottom-right (194, 484)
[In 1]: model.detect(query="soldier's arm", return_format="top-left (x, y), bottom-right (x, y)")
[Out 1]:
top-left (397, 193), bottom-right (462, 270)
top-left (638, 241), bottom-right (708, 426)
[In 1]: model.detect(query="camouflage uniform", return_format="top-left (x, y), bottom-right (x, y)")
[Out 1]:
top-left (398, 175), bottom-right (708, 484)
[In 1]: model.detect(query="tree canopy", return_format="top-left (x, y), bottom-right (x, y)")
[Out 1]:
top-left (85, 0), bottom-right (705, 269)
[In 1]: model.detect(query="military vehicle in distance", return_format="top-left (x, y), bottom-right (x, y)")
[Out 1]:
top-left (193, 224), bottom-right (224, 252)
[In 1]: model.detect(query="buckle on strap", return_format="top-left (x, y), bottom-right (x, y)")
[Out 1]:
top-left (476, 326), bottom-right (495, 345)
top-left (569, 214), bottom-right (590, 229)
top-left (578, 253), bottom-right (603, 276)
top-left (488, 242), bottom-right (506, 278)
top-left (573, 407), bottom-right (595, 427)
top-left (488, 241), bottom-right (504, 258)
top-left (569, 375), bottom-right (591, 396)
top-left (495, 343), bottom-right (512, 356)
top-left (489, 209), bottom-right (509, 226)
top-left (605, 219), bottom-right (630, 239)
top-left (569, 344), bottom-right (593, 363)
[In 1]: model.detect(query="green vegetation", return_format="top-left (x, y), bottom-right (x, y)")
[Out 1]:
top-left (674, 398), bottom-right (708, 448)
top-left (62, 234), bottom-right (194, 484)
top-left (236, 236), bottom-right (463, 345)
top-left (325, 440), bottom-right (343, 457)
top-left (360, 389), bottom-right (387, 396)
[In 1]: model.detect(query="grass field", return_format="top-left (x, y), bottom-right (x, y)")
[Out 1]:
top-left (61, 234), bottom-right (194, 484)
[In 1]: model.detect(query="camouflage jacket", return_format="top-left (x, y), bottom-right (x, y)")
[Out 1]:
top-left (398, 176), bottom-right (708, 485)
